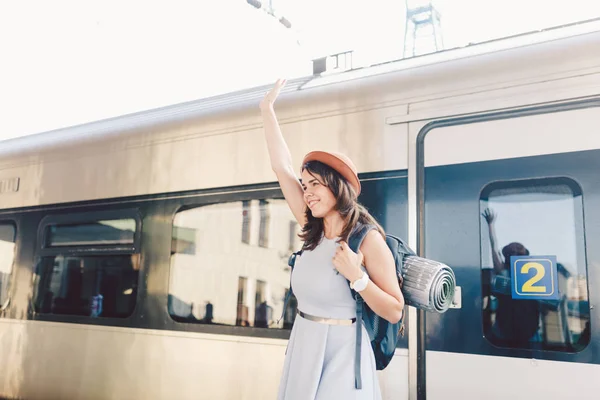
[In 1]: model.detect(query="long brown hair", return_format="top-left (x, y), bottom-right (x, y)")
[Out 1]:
top-left (299, 160), bottom-right (385, 251)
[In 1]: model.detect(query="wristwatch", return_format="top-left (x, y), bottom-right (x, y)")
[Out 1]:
top-left (350, 271), bottom-right (369, 292)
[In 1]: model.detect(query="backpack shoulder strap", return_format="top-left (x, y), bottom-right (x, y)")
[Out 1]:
top-left (347, 223), bottom-right (376, 255)
top-left (347, 223), bottom-right (376, 390)
top-left (277, 249), bottom-right (303, 325)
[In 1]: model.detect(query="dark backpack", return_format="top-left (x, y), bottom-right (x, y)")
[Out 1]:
top-left (280, 223), bottom-right (412, 390)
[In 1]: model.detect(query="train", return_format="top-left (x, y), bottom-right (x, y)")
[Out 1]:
top-left (1, 19), bottom-right (599, 400)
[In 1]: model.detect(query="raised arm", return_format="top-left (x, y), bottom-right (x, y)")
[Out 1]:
top-left (260, 79), bottom-right (307, 226)
top-left (482, 208), bottom-right (504, 274)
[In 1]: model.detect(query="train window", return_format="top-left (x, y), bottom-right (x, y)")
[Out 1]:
top-left (0, 223), bottom-right (16, 308)
top-left (45, 219), bottom-right (136, 247)
top-left (34, 255), bottom-right (140, 318)
top-left (480, 178), bottom-right (590, 352)
top-left (33, 216), bottom-right (140, 318)
top-left (169, 198), bottom-right (300, 328)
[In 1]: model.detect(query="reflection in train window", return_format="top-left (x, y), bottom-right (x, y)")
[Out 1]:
top-left (34, 255), bottom-right (140, 318)
top-left (480, 178), bottom-right (590, 352)
top-left (169, 199), bottom-right (301, 328)
top-left (34, 216), bottom-right (140, 318)
top-left (0, 223), bottom-right (16, 309)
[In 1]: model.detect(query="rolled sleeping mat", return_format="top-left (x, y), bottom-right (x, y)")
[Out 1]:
top-left (400, 255), bottom-right (456, 313)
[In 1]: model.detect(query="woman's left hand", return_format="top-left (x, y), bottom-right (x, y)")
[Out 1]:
top-left (333, 241), bottom-right (364, 282)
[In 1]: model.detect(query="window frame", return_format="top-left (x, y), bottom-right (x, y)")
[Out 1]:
top-left (32, 209), bottom-right (143, 320)
top-left (166, 186), bottom-right (296, 340)
top-left (168, 195), bottom-right (293, 329)
top-left (478, 175), bottom-right (590, 353)
top-left (480, 176), bottom-right (584, 202)
top-left (37, 209), bottom-right (142, 257)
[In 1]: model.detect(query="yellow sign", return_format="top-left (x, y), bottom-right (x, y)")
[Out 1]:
top-left (511, 256), bottom-right (559, 300)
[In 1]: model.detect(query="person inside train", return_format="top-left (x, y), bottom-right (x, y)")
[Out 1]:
top-left (482, 208), bottom-right (541, 347)
top-left (260, 79), bottom-right (405, 399)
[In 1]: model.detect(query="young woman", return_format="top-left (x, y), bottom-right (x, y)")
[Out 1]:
top-left (260, 79), bottom-right (405, 400)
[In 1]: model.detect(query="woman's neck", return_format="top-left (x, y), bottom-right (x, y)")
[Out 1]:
top-left (322, 212), bottom-right (345, 239)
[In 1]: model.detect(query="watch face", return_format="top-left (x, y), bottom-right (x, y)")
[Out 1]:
top-left (355, 274), bottom-right (368, 291)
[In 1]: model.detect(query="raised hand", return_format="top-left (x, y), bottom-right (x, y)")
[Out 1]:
top-left (482, 208), bottom-right (496, 224)
top-left (260, 79), bottom-right (287, 111)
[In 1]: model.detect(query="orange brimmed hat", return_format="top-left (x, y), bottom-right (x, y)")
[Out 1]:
top-left (302, 151), bottom-right (361, 195)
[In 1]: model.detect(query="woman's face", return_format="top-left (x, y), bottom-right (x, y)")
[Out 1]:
top-left (301, 169), bottom-right (337, 218)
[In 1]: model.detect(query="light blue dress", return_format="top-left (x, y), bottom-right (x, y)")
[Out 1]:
top-left (277, 236), bottom-right (382, 400)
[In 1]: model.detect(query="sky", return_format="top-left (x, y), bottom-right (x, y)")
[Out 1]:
top-left (0, 0), bottom-right (599, 141)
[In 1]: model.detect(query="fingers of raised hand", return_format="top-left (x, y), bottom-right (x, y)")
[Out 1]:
top-left (482, 208), bottom-right (495, 221)
top-left (275, 78), bottom-right (287, 88)
top-left (267, 79), bottom-right (286, 99)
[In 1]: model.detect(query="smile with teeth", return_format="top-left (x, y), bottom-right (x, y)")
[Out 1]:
top-left (308, 199), bottom-right (319, 208)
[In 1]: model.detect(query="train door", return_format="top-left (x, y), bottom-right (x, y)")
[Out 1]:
top-left (417, 102), bottom-right (600, 400)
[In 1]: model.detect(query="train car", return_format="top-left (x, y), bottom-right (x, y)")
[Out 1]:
top-left (0, 19), bottom-right (599, 400)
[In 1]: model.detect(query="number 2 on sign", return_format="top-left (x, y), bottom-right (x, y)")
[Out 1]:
top-left (521, 262), bottom-right (546, 293)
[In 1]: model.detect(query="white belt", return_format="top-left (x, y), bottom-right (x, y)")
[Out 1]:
top-left (297, 310), bottom-right (356, 326)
